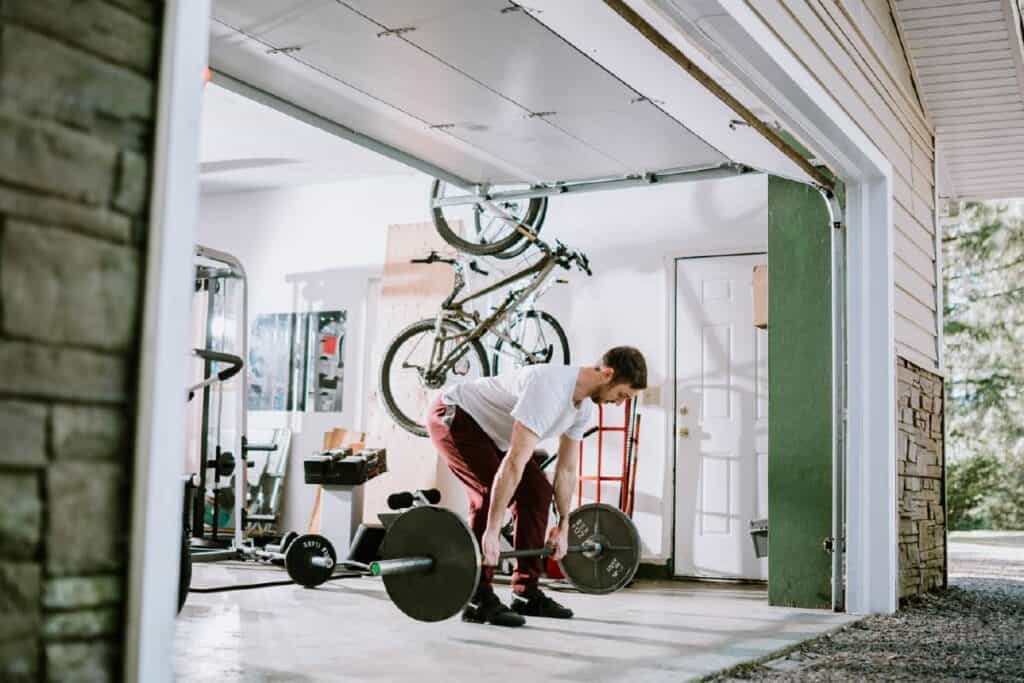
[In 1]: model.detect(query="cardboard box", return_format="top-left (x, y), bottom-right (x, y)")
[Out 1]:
top-left (753, 264), bottom-right (768, 329)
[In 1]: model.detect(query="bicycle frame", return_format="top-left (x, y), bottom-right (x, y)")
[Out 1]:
top-left (421, 253), bottom-right (559, 380)
top-left (487, 276), bottom-right (564, 365)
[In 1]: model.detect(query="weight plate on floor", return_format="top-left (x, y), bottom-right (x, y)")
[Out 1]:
top-left (285, 534), bottom-right (336, 588)
top-left (378, 506), bottom-right (479, 622)
top-left (279, 530), bottom-right (300, 554)
top-left (559, 503), bottom-right (640, 594)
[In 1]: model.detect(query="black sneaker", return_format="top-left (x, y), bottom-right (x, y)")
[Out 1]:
top-left (511, 589), bottom-right (574, 619)
top-left (462, 590), bottom-right (526, 627)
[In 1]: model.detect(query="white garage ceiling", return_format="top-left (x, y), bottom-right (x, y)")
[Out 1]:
top-left (200, 82), bottom-right (414, 194)
top-left (208, 0), bottom-right (736, 188)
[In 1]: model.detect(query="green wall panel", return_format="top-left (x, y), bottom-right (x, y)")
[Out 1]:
top-left (767, 175), bottom-right (833, 608)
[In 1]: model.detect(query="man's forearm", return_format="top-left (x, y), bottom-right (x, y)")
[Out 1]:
top-left (486, 448), bottom-right (530, 532)
top-left (552, 442), bottom-right (577, 529)
top-left (552, 468), bottom-right (575, 528)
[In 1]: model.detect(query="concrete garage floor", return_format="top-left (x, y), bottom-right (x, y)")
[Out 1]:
top-left (175, 564), bottom-right (857, 682)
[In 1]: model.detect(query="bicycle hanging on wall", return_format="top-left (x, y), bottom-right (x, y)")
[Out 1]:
top-left (378, 235), bottom-right (590, 437)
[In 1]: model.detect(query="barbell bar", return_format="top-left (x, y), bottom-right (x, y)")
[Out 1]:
top-left (368, 540), bottom-right (610, 577)
top-left (374, 502), bottom-right (641, 621)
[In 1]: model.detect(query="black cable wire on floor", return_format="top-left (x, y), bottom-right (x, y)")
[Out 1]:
top-left (189, 572), bottom-right (364, 594)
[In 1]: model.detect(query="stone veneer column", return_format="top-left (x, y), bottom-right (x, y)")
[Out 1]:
top-left (896, 357), bottom-right (946, 598)
top-left (0, 2), bottom-right (162, 680)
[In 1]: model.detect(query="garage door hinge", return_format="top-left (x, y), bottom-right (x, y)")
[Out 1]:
top-left (823, 536), bottom-right (845, 553)
top-left (265, 45), bottom-right (302, 55)
top-left (632, 95), bottom-right (666, 106)
top-left (377, 26), bottom-right (416, 38)
top-left (502, 4), bottom-right (542, 15)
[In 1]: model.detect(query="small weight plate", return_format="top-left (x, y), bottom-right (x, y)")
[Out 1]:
top-left (559, 503), bottom-right (641, 594)
top-left (279, 530), bottom-right (300, 554)
top-left (377, 506), bottom-right (480, 622)
top-left (285, 534), bottom-right (336, 588)
top-left (216, 451), bottom-right (235, 477)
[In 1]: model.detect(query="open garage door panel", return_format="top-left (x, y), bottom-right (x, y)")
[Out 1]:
top-left (209, 0), bottom-right (735, 189)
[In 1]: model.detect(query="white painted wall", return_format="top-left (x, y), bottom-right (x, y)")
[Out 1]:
top-left (197, 172), bottom-right (426, 533)
top-left (197, 170), bottom-right (768, 563)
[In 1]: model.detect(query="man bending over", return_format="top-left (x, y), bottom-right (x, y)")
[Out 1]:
top-left (426, 346), bottom-right (647, 626)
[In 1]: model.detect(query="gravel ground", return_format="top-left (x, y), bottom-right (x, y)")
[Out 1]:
top-left (707, 532), bottom-right (1024, 682)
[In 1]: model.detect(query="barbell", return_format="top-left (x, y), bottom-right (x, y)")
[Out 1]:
top-left (240, 532), bottom-right (338, 588)
top-left (371, 503), bottom-right (641, 622)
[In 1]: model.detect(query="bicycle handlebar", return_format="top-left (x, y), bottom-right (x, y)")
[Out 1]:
top-left (410, 250), bottom-right (456, 266)
top-left (411, 251), bottom-right (489, 276)
top-left (552, 240), bottom-right (592, 276)
top-left (411, 242), bottom-right (589, 278)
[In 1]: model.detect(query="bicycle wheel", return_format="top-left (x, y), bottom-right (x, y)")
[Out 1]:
top-left (380, 318), bottom-right (490, 437)
top-left (491, 310), bottom-right (570, 375)
top-left (492, 193), bottom-right (548, 260)
top-left (430, 179), bottom-right (546, 257)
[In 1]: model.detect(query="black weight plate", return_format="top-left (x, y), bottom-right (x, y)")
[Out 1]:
top-left (378, 506), bottom-right (479, 622)
top-left (559, 503), bottom-right (640, 594)
top-left (216, 451), bottom-right (235, 477)
top-left (279, 530), bottom-right (300, 554)
top-left (177, 531), bottom-right (191, 614)
top-left (285, 534), bottom-right (336, 588)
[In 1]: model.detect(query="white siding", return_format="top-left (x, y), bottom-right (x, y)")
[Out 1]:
top-left (745, 0), bottom-right (940, 369)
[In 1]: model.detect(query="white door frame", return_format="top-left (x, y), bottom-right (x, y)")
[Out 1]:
top-left (652, 0), bottom-right (897, 614)
top-left (124, 2), bottom-right (211, 682)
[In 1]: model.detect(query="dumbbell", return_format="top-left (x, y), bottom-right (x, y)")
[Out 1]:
top-left (247, 533), bottom-right (337, 588)
top-left (368, 503), bottom-right (641, 622)
top-left (386, 488), bottom-right (442, 510)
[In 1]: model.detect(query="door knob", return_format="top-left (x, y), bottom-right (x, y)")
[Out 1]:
top-left (678, 427), bottom-right (690, 438)
top-left (679, 406), bottom-right (689, 415)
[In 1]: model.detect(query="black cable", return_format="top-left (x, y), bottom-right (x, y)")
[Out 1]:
top-left (189, 571), bottom-right (364, 594)
top-left (189, 579), bottom-right (294, 593)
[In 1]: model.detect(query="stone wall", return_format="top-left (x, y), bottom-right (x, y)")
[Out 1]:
top-left (0, 2), bottom-right (162, 680)
top-left (897, 357), bottom-right (946, 599)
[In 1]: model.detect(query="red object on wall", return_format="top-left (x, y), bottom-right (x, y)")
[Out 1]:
top-left (320, 334), bottom-right (339, 355)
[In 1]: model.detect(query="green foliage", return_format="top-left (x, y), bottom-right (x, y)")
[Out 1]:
top-left (985, 453), bottom-right (1024, 530)
top-left (944, 200), bottom-right (1024, 529)
top-left (947, 453), bottom-right (1000, 530)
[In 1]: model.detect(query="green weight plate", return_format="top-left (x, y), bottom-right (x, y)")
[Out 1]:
top-left (558, 503), bottom-right (641, 594)
top-left (285, 534), bottom-right (336, 588)
top-left (378, 506), bottom-right (480, 622)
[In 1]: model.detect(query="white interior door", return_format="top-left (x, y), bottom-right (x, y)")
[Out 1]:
top-left (674, 254), bottom-right (768, 580)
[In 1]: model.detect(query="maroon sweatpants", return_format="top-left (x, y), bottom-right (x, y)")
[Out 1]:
top-left (426, 395), bottom-right (553, 594)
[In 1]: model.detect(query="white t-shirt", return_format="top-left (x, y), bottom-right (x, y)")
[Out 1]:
top-left (442, 365), bottom-right (594, 451)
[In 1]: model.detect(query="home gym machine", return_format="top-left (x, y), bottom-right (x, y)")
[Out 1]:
top-left (188, 245), bottom-right (251, 552)
top-left (181, 246), bottom-right (320, 612)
